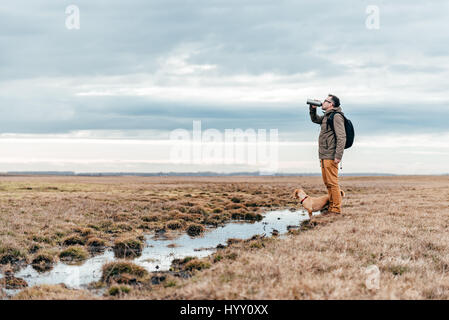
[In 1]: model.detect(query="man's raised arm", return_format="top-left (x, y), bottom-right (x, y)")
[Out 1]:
top-left (309, 105), bottom-right (324, 124)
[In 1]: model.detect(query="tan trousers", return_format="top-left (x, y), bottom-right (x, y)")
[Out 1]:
top-left (320, 159), bottom-right (342, 214)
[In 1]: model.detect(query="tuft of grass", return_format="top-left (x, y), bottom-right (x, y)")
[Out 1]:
top-left (31, 235), bottom-right (53, 244)
top-left (108, 285), bottom-right (131, 296)
top-left (101, 261), bottom-right (149, 284)
top-left (288, 229), bottom-right (301, 236)
top-left (231, 212), bottom-right (244, 220)
top-left (249, 240), bottom-right (264, 249)
top-left (113, 237), bottom-right (143, 258)
top-left (205, 213), bottom-right (230, 225)
top-left (244, 212), bottom-right (263, 221)
top-left (186, 223), bottom-right (205, 237)
top-left (13, 284), bottom-right (94, 300)
top-left (226, 203), bottom-right (244, 210)
top-left (176, 213), bottom-right (202, 222)
top-left (28, 244), bottom-right (41, 254)
top-left (139, 221), bottom-right (165, 231)
top-left (164, 279), bottom-right (177, 288)
top-left (31, 251), bottom-right (56, 272)
top-left (225, 252), bottom-right (238, 260)
top-left (170, 256), bottom-right (200, 271)
top-left (87, 224), bottom-right (100, 231)
top-left (188, 206), bottom-right (206, 215)
top-left (245, 202), bottom-right (259, 207)
top-left (0, 276), bottom-right (28, 289)
top-left (227, 238), bottom-right (243, 246)
top-left (141, 215), bottom-right (159, 222)
top-left (62, 234), bottom-right (86, 246)
top-left (183, 259), bottom-right (211, 271)
top-left (86, 237), bottom-right (106, 248)
top-left (166, 220), bottom-right (184, 230)
top-left (172, 256), bottom-right (195, 265)
top-left (113, 223), bottom-right (133, 232)
top-left (72, 227), bottom-right (94, 237)
top-left (387, 265), bottom-right (409, 276)
top-left (59, 246), bottom-right (88, 262)
top-left (0, 246), bottom-right (25, 265)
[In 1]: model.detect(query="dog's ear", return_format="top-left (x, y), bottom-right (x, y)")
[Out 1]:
top-left (293, 189), bottom-right (300, 199)
top-left (293, 188), bottom-right (304, 199)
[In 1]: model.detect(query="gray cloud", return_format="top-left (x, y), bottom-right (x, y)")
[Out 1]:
top-left (1, 0), bottom-right (448, 138)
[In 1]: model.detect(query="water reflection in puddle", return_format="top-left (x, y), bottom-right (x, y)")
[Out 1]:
top-left (3, 209), bottom-right (312, 294)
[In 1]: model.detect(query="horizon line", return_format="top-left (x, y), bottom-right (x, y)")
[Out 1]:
top-left (1, 171), bottom-right (448, 177)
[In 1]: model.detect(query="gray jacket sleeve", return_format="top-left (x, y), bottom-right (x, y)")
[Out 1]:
top-left (309, 106), bottom-right (323, 124)
top-left (334, 113), bottom-right (346, 160)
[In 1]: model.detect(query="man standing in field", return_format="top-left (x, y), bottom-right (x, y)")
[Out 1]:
top-left (309, 94), bottom-right (346, 215)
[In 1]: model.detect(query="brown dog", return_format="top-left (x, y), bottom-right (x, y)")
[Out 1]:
top-left (293, 188), bottom-right (345, 219)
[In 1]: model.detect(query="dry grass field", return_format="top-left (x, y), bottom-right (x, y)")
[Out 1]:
top-left (1, 175), bottom-right (449, 300)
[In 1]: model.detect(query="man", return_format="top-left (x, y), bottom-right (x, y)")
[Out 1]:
top-left (309, 94), bottom-right (346, 215)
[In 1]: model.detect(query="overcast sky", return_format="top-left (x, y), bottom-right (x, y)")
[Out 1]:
top-left (1, 1), bottom-right (448, 174)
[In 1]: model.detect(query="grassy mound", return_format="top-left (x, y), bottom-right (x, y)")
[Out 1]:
top-left (165, 220), bottom-right (184, 230)
top-left (86, 237), bottom-right (106, 253)
top-left (101, 261), bottom-right (149, 284)
top-left (31, 251), bottom-right (56, 272)
top-left (59, 246), bottom-right (88, 262)
top-left (0, 276), bottom-right (28, 289)
top-left (0, 246), bottom-right (25, 265)
top-left (113, 237), bottom-right (143, 258)
top-left (108, 285), bottom-right (131, 296)
top-left (186, 224), bottom-right (205, 237)
top-left (62, 234), bottom-right (86, 246)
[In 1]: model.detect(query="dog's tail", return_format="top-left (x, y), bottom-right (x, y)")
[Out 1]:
top-left (293, 189), bottom-right (300, 199)
top-left (340, 190), bottom-right (345, 197)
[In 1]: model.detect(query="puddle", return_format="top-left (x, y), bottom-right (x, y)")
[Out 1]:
top-left (1, 208), bottom-right (313, 297)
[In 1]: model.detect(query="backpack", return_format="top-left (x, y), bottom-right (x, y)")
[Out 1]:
top-left (326, 111), bottom-right (355, 149)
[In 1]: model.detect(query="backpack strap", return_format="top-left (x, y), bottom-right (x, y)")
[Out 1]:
top-left (326, 112), bottom-right (334, 131)
top-left (327, 111), bottom-right (344, 142)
